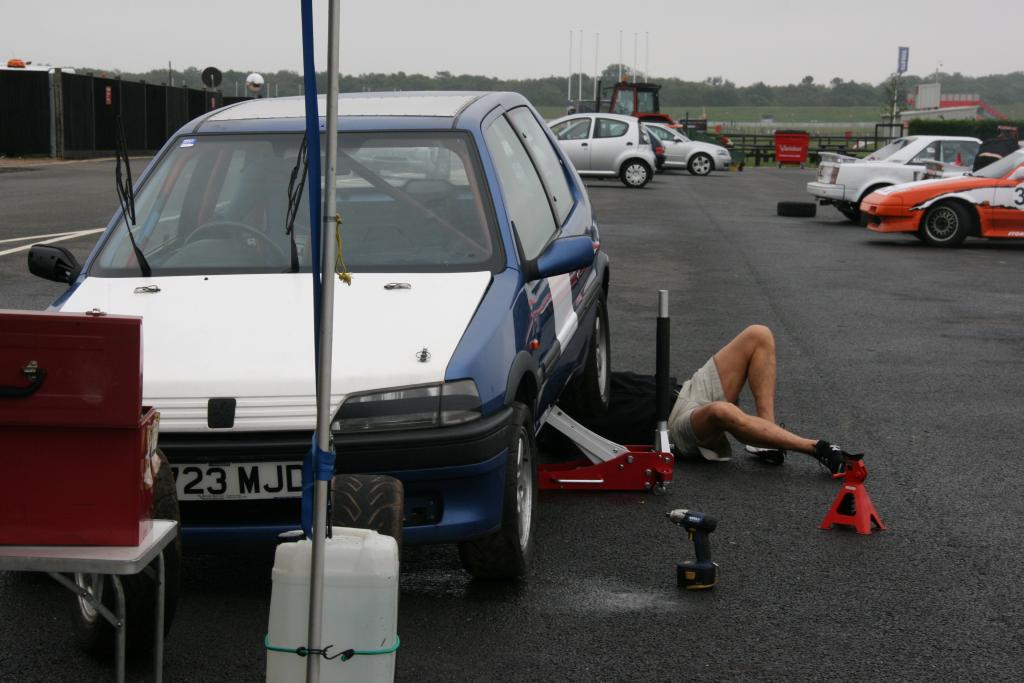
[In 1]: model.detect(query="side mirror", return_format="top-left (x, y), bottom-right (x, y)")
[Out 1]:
top-left (527, 235), bottom-right (595, 281)
top-left (28, 244), bottom-right (82, 284)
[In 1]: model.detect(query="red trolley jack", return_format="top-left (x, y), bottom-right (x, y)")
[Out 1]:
top-left (820, 454), bottom-right (885, 535)
top-left (538, 290), bottom-right (675, 493)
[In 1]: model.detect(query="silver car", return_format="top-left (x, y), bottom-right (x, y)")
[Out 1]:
top-left (548, 113), bottom-right (657, 188)
top-left (644, 123), bottom-right (732, 176)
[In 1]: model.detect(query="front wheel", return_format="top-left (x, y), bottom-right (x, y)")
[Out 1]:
top-left (459, 402), bottom-right (536, 579)
top-left (558, 291), bottom-right (611, 419)
top-left (688, 153), bottom-right (713, 176)
top-left (72, 450), bottom-right (181, 659)
top-left (920, 202), bottom-right (972, 247)
top-left (619, 159), bottom-right (652, 188)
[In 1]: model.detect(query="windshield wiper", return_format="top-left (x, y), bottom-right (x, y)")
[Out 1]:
top-left (115, 117), bottom-right (152, 278)
top-left (283, 136), bottom-right (308, 273)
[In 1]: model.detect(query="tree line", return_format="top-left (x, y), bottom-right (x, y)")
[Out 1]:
top-left (84, 63), bottom-right (1024, 109)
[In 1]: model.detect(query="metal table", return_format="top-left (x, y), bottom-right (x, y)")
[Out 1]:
top-left (0, 519), bottom-right (178, 683)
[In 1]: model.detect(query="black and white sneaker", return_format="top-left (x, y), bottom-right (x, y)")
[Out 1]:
top-left (744, 444), bottom-right (786, 466)
top-left (813, 440), bottom-right (846, 475)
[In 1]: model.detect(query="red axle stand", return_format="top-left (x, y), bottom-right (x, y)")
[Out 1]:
top-left (819, 457), bottom-right (885, 535)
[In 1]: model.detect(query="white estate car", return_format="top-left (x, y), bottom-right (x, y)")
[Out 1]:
top-left (807, 135), bottom-right (981, 222)
top-left (548, 113), bottom-right (658, 188)
top-left (644, 122), bottom-right (732, 175)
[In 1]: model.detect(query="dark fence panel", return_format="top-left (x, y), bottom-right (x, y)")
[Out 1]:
top-left (187, 89), bottom-right (205, 121)
top-left (121, 80), bottom-right (147, 149)
top-left (145, 83), bottom-right (167, 150)
top-left (0, 70), bottom-right (51, 155)
top-left (62, 73), bottom-right (95, 152)
top-left (222, 96), bottom-right (252, 106)
top-left (166, 87), bottom-right (189, 137)
top-left (92, 76), bottom-right (120, 150)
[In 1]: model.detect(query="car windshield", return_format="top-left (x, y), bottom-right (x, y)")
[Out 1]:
top-left (866, 138), bottom-right (912, 161)
top-left (90, 132), bottom-right (499, 276)
top-left (972, 148), bottom-right (1024, 179)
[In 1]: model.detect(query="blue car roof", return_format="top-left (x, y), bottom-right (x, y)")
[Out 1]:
top-left (189, 91), bottom-right (532, 135)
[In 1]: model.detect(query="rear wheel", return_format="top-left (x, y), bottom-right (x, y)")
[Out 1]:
top-left (920, 201), bottom-right (972, 247)
top-left (688, 153), bottom-right (713, 176)
top-left (619, 159), bottom-right (651, 188)
top-left (559, 291), bottom-right (611, 419)
top-left (331, 474), bottom-right (404, 555)
top-left (836, 204), bottom-right (860, 222)
top-left (459, 402), bottom-right (536, 579)
top-left (72, 450), bottom-right (181, 659)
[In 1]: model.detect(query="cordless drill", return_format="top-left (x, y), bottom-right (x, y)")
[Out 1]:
top-left (667, 508), bottom-right (718, 590)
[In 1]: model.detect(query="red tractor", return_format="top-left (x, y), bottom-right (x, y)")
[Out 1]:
top-left (574, 79), bottom-right (675, 125)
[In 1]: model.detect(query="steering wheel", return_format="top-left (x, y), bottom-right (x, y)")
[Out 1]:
top-left (184, 221), bottom-right (289, 265)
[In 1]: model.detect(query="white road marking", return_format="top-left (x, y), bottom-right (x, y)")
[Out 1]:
top-left (0, 228), bottom-right (104, 257)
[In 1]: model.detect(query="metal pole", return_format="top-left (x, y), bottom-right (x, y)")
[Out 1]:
top-left (593, 33), bottom-right (599, 100)
top-left (578, 29), bottom-right (583, 103)
top-left (633, 33), bottom-right (638, 83)
top-left (645, 32), bottom-right (649, 82)
top-left (567, 30), bottom-right (573, 103)
top-left (306, 0), bottom-right (340, 680)
top-left (618, 31), bottom-right (622, 81)
top-left (655, 290), bottom-right (671, 454)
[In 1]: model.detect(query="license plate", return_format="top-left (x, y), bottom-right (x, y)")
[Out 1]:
top-left (171, 462), bottom-right (303, 500)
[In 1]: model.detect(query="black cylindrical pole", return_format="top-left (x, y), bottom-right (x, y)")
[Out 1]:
top-left (655, 290), bottom-right (671, 452)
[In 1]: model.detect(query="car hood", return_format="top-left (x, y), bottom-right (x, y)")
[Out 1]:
top-left (58, 272), bottom-right (491, 430)
top-left (872, 175), bottom-right (993, 199)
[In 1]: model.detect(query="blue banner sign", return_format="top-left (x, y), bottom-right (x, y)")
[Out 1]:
top-left (897, 47), bottom-right (909, 74)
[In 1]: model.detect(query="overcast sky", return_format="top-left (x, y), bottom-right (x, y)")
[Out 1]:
top-left (1, 1), bottom-right (1015, 85)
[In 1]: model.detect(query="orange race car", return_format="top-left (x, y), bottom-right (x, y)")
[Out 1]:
top-left (861, 147), bottom-right (1024, 247)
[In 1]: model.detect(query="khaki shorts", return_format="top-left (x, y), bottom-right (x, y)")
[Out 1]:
top-left (668, 356), bottom-right (732, 461)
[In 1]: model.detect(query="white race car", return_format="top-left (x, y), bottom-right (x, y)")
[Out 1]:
top-left (807, 135), bottom-right (980, 222)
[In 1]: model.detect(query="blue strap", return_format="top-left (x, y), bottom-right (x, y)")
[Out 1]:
top-left (301, 433), bottom-right (337, 538)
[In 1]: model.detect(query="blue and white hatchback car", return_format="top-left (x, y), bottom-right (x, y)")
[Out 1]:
top-left (32, 92), bottom-right (611, 578)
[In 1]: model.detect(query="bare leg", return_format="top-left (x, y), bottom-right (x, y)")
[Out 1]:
top-left (712, 325), bottom-right (776, 422)
top-left (690, 401), bottom-right (817, 454)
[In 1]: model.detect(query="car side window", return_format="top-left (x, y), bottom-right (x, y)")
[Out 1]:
top-left (595, 119), bottom-right (628, 139)
top-left (551, 118), bottom-right (591, 141)
top-left (485, 116), bottom-right (557, 261)
top-left (507, 107), bottom-right (574, 226)
top-left (909, 143), bottom-right (939, 164)
top-left (940, 141), bottom-right (977, 167)
top-left (648, 126), bottom-right (673, 142)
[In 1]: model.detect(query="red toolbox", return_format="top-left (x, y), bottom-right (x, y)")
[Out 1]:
top-left (0, 310), bottom-right (157, 546)
top-left (774, 130), bottom-right (811, 166)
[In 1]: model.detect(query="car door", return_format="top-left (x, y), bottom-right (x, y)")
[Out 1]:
top-left (589, 118), bottom-right (632, 174)
top-left (987, 163), bottom-right (1024, 234)
top-left (550, 117), bottom-right (592, 172)
top-left (649, 126), bottom-right (685, 166)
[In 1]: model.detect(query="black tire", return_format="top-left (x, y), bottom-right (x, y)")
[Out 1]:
top-left (919, 201), bottom-right (972, 247)
top-left (619, 159), bottom-right (651, 188)
top-left (777, 201), bottom-right (817, 217)
top-left (687, 152), bottom-right (713, 176)
top-left (72, 450), bottom-right (181, 659)
top-left (459, 402), bottom-right (536, 579)
top-left (331, 474), bottom-right (404, 555)
top-left (836, 204), bottom-right (860, 222)
top-left (558, 291), bottom-right (611, 419)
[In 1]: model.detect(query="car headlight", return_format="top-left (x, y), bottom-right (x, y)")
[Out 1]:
top-left (332, 380), bottom-right (481, 433)
top-left (716, 149), bottom-right (730, 156)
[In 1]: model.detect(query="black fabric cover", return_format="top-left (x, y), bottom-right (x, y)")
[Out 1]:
top-left (973, 136), bottom-right (1019, 171)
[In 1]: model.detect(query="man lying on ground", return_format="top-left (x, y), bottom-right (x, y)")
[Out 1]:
top-left (669, 324), bottom-right (852, 474)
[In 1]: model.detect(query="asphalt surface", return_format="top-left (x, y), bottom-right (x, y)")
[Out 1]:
top-left (2, 159), bottom-right (1023, 681)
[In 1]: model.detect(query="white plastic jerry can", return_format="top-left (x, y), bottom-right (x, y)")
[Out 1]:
top-left (266, 527), bottom-right (400, 682)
